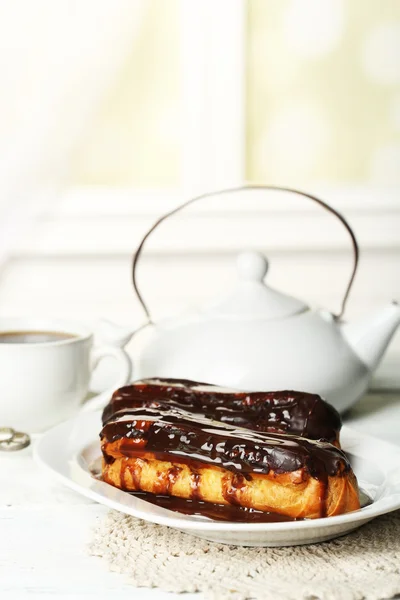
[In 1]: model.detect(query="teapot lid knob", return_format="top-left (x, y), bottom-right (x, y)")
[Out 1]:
top-left (204, 249), bottom-right (308, 320)
top-left (237, 251), bottom-right (268, 282)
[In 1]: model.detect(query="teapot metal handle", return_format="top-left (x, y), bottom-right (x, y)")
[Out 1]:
top-left (132, 185), bottom-right (359, 322)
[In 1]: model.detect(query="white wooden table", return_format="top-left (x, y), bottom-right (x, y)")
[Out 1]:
top-left (1, 392), bottom-right (399, 600)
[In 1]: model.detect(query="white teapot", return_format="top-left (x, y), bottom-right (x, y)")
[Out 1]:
top-left (104, 186), bottom-right (400, 413)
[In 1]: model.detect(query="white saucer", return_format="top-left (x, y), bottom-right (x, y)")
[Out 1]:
top-left (34, 411), bottom-right (400, 547)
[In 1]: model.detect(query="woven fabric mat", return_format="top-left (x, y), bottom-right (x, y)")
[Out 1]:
top-left (89, 509), bottom-right (400, 600)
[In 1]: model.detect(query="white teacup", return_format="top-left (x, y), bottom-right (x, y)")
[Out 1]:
top-left (0, 318), bottom-right (132, 432)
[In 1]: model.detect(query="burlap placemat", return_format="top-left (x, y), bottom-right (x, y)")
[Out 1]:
top-left (89, 509), bottom-right (400, 600)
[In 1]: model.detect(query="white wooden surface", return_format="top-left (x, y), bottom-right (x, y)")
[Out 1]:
top-left (0, 391), bottom-right (399, 600)
top-left (0, 444), bottom-right (198, 600)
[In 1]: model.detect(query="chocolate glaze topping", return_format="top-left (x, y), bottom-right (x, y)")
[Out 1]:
top-left (102, 378), bottom-right (341, 444)
top-left (101, 405), bottom-right (350, 480)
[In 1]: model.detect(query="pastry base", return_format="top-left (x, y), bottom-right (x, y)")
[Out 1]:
top-left (102, 451), bottom-right (360, 520)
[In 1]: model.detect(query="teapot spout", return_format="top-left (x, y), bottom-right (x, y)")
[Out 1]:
top-left (342, 302), bottom-right (400, 370)
top-left (96, 319), bottom-right (136, 348)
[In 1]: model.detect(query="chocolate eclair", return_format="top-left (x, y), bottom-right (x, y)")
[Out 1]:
top-left (100, 405), bottom-right (359, 520)
top-left (102, 378), bottom-right (342, 446)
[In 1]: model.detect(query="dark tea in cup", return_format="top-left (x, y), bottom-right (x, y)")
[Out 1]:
top-left (0, 331), bottom-right (77, 344)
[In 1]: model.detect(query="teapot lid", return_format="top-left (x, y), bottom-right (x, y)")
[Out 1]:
top-left (204, 251), bottom-right (308, 320)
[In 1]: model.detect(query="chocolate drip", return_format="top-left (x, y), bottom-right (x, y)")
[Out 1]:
top-left (129, 491), bottom-right (303, 522)
top-left (101, 405), bottom-right (350, 480)
top-left (127, 458), bottom-right (144, 490)
top-left (102, 378), bottom-right (341, 444)
top-left (166, 465), bottom-right (182, 493)
top-left (221, 473), bottom-right (247, 506)
top-left (320, 479), bottom-right (328, 518)
top-left (190, 470), bottom-right (202, 500)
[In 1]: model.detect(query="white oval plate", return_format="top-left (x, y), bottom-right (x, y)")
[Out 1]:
top-left (34, 411), bottom-right (400, 547)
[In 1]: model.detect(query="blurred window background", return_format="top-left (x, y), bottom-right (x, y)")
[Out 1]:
top-left (0, 0), bottom-right (399, 383)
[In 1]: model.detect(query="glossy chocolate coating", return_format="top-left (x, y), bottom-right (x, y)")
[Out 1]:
top-left (102, 378), bottom-right (341, 444)
top-left (101, 405), bottom-right (350, 480)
